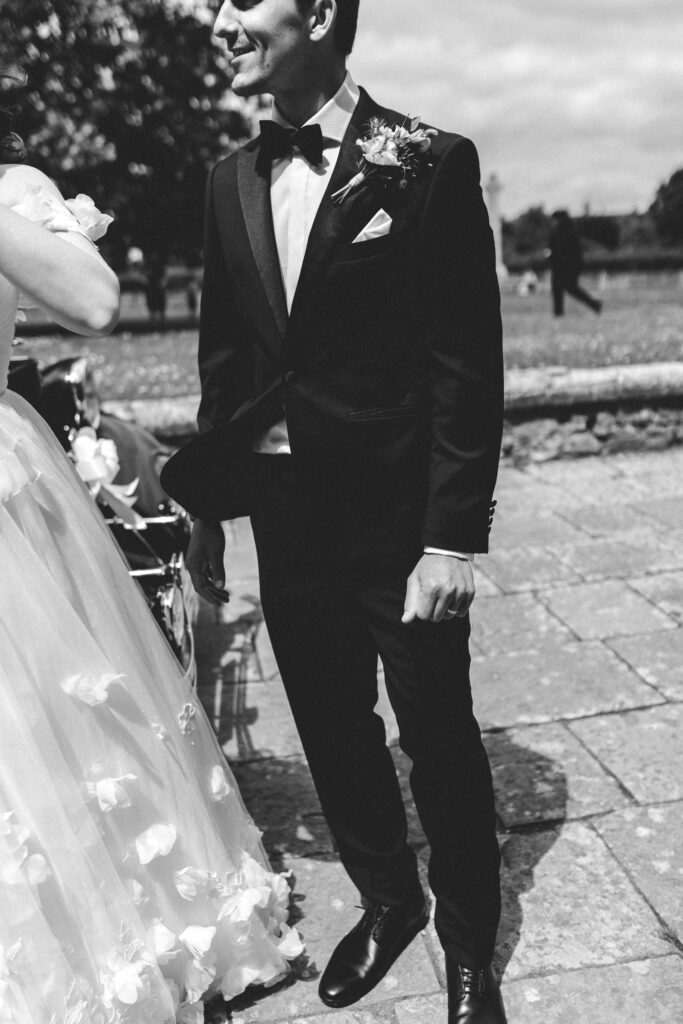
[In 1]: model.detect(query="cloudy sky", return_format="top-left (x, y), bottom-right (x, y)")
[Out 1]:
top-left (349, 0), bottom-right (682, 217)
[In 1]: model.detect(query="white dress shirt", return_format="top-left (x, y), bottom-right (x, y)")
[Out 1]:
top-left (251, 74), bottom-right (472, 563)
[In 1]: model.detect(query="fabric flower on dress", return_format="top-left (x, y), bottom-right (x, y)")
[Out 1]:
top-left (150, 922), bottom-right (179, 966)
top-left (173, 866), bottom-right (222, 902)
top-left (219, 965), bottom-right (267, 1002)
top-left (102, 959), bottom-right (153, 1007)
top-left (276, 923), bottom-right (305, 960)
top-left (209, 765), bottom-right (231, 802)
top-left (151, 722), bottom-right (170, 742)
top-left (10, 185), bottom-right (113, 243)
top-left (65, 194), bottom-right (113, 242)
top-left (130, 880), bottom-right (148, 906)
top-left (217, 884), bottom-right (270, 925)
top-left (183, 959), bottom-right (216, 1005)
top-left (101, 937), bottom-right (155, 1009)
top-left (267, 872), bottom-right (292, 926)
top-left (85, 772), bottom-right (137, 813)
top-left (179, 926), bottom-right (216, 962)
top-left (71, 428), bottom-right (145, 529)
top-left (178, 703), bottom-right (197, 736)
top-left (60, 672), bottom-right (121, 707)
top-left (135, 823), bottom-right (177, 865)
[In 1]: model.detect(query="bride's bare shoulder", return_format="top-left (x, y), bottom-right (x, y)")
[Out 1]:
top-left (0, 164), bottom-right (61, 205)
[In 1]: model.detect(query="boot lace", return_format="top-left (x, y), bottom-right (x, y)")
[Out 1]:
top-left (458, 965), bottom-right (486, 999)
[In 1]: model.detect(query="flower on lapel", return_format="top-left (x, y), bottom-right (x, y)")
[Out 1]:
top-left (332, 115), bottom-right (437, 205)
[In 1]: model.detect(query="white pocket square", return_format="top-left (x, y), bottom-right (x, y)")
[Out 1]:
top-left (352, 209), bottom-right (393, 243)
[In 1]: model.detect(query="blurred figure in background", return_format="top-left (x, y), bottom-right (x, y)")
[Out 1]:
top-left (548, 209), bottom-right (602, 316)
top-left (144, 258), bottom-right (167, 323)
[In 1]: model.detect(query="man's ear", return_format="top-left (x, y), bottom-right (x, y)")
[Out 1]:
top-left (308, 0), bottom-right (337, 44)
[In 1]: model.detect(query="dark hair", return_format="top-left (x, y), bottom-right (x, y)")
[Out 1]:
top-left (0, 125), bottom-right (27, 164)
top-left (297, 0), bottom-right (360, 56)
top-left (0, 70), bottom-right (27, 163)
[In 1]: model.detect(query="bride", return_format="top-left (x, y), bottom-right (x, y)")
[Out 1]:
top-left (0, 100), bottom-right (301, 1023)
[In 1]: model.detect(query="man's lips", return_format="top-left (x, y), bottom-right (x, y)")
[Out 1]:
top-left (230, 46), bottom-right (254, 61)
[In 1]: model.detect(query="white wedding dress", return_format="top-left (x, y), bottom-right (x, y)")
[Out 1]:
top-left (0, 188), bottom-right (300, 1024)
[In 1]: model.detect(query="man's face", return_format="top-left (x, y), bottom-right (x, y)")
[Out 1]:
top-left (214, 0), bottom-right (315, 98)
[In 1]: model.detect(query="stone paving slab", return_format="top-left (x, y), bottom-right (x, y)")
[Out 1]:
top-left (551, 533), bottom-right (683, 581)
top-left (471, 641), bottom-right (661, 729)
top-left (556, 502), bottom-right (661, 538)
top-left (569, 704), bottom-right (683, 804)
top-left (472, 564), bottom-right (504, 598)
top-left (488, 513), bottom-right (585, 549)
top-left (607, 627), bottom-right (683, 701)
top-left (477, 545), bottom-right (582, 594)
top-left (633, 495), bottom-right (683, 530)
top-left (484, 723), bottom-right (629, 827)
top-left (262, 1011), bottom-right (392, 1024)
top-left (470, 593), bottom-right (574, 655)
top-left (497, 822), bottom-right (670, 980)
top-left (628, 571), bottom-right (683, 625)
top-left (395, 956), bottom-right (683, 1024)
top-left (541, 580), bottom-right (677, 640)
top-left (229, 859), bottom-right (439, 1022)
top-left (593, 803), bottom-right (683, 934)
top-left (500, 957), bottom-right (683, 1024)
top-left (493, 482), bottom-right (585, 519)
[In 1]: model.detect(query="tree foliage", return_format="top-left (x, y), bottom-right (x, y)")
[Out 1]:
top-left (650, 168), bottom-right (683, 245)
top-left (0, 0), bottom-right (257, 266)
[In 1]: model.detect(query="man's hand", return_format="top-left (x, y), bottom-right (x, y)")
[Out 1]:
top-left (186, 518), bottom-right (230, 606)
top-left (402, 553), bottom-right (475, 624)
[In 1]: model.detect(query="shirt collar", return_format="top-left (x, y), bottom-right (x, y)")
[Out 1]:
top-left (271, 71), bottom-right (360, 143)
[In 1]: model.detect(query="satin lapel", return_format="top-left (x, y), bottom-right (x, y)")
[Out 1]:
top-left (237, 142), bottom-right (288, 340)
top-left (288, 89), bottom-right (384, 324)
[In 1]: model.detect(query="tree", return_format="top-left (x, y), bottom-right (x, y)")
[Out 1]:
top-left (0, 0), bottom-right (257, 266)
top-left (650, 168), bottom-right (683, 245)
top-left (503, 206), bottom-right (551, 257)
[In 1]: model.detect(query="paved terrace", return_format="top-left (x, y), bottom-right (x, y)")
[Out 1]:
top-left (197, 447), bottom-right (683, 1024)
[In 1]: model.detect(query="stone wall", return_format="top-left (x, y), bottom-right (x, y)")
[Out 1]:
top-left (503, 406), bottom-right (683, 464)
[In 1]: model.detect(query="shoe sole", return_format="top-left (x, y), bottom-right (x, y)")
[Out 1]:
top-left (319, 906), bottom-right (430, 1009)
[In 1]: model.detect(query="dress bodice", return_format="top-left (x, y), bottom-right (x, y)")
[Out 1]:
top-left (0, 272), bottom-right (19, 394)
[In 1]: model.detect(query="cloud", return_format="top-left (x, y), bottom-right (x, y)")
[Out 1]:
top-left (350, 0), bottom-right (682, 214)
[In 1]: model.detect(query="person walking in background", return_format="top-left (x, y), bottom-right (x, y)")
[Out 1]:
top-left (144, 258), bottom-right (168, 323)
top-left (548, 209), bottom-right (602, 316)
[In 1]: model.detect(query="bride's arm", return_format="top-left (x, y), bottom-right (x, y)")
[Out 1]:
top-left (0, 166), bottom-right (120, 337)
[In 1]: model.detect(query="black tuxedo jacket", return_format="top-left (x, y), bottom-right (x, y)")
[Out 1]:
top-left (161, 88), bottom-right (503, 553)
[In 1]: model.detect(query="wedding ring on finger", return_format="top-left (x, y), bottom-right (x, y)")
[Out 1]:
top-left (444, 607), bottom-right (458, 618)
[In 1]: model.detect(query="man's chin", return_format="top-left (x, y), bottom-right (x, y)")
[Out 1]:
top-left (230, 73), bottom-right (262, 98)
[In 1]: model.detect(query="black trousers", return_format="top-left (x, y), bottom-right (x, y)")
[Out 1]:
top-left (249, 453), bottom-right (501, 969)
top-left (552, 271), bottom-right (600, 316)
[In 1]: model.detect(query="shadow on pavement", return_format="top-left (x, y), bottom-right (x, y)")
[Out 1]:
top-left (196, 593), bottom-right (569, 1013)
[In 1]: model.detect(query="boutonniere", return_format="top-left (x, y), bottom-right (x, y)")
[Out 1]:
top-left (332, 115), bottom-right (437, 205)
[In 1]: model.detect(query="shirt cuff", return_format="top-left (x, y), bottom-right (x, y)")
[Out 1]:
top-left (424, 547), bottom-right (474, 561)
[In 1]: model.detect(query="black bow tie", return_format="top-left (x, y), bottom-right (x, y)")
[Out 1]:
top-left (259, 120), bottom-right (325, 168)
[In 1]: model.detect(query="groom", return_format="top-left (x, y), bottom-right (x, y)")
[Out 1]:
top-left (162, 2), bottom-right (505, 1020)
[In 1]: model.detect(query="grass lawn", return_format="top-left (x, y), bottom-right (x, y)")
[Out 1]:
top-left (14, 273), bottom-right (683, 402)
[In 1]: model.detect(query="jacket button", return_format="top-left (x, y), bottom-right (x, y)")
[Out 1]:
top-left (284, 371), bottom-right (296, 385)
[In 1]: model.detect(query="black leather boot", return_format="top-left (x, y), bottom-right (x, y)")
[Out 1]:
top-left (447, 961), bottom-right (507, 1023)
top-left (318, 897), bottom-right (430, 1008)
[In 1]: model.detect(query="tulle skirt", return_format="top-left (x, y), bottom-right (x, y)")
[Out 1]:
top-left (0, 389), bottom-right (299, 1024)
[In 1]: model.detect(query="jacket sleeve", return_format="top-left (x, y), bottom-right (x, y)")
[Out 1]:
top-left (418, 136), bottom-right (503, 553)
top-left (197, 162), bottom-right (253, 434)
